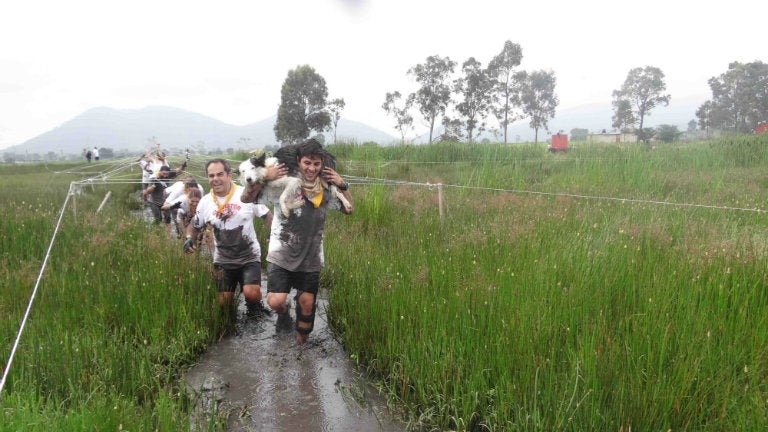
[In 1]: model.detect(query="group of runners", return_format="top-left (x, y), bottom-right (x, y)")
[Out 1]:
top-left (138, 138), bottom-right (353, 345)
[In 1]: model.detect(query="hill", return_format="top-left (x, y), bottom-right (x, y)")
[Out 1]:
top-left (3, 106), bottom-right (399, 158)
top-left (3, 96), bottom-right (707, 160)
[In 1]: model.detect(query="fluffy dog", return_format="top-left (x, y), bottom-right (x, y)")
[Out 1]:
top-left (237, 144), bottom-right (351, 217)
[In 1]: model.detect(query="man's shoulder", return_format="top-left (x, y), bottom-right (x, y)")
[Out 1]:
top-left (193, 194), bottom-right (215, 220)
top-left (198, 192), bottom-right (213, 206)
top-left (231, 185), bottom-right (257, 207)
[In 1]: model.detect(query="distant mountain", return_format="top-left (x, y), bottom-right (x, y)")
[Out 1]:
top-left (3, 105), bottom-right (399, 157)
top-left (4, 96), bottom-right (707, 158)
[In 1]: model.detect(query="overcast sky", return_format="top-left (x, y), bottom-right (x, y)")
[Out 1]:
top-left (0, 0), bottom-right (764, 149)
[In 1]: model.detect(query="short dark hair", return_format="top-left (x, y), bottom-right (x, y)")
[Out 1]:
top-left (183, 175), bottom-right (197, 189)
top-left (205, 158), bottom-right (231, 174)
top-left (296, 138), bottom-right (326, 160)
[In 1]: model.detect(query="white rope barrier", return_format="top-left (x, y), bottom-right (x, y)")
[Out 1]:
top-left (2, 157), bottom-right (763, 398)
top-left (0, 156), bottom-right (211, 396)
top-left (0, 184), bottom-right (73, 397)
top-left (342, 175), bottom-right (767, 215)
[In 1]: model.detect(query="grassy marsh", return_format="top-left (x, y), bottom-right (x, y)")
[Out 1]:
top-left (0, 162), bottom-right (221, 430)
top-left (325, 136), bottom-right (768, 430)
top-left (2, 135), bottom-right (768, 430)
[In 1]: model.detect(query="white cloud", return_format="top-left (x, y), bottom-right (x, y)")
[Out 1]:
top-left (0, 0), bottom-right (764, 149)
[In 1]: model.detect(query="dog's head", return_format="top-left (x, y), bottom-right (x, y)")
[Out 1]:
top-left (237, 154), bottom-right (267, 186)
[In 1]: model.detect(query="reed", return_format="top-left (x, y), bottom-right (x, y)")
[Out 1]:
top-left (3, 135), bottom-right (768, 431)
top-left (325, 136), bottom-right (768, 430)
top-left (0, 161), bottom-right (223, 430)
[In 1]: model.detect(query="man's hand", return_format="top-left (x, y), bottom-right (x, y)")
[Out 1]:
top-left (183, 236), bottom-right (196, 254)
top-left (264, 163), bottom-right (288, 182)
top-left (322, 167), bottom-right (346, 188)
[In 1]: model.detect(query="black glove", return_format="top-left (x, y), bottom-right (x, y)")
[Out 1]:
top-left (169, 201), bottom-right (182, 210)
top-left (183, 236), bottom-right (195, 253)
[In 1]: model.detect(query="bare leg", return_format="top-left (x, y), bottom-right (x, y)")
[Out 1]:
top-left (267, 292), bottom-right (290, 314)
top-left (242, 283), bottom-right (262, 304)
top-left (218, 291), bottom-right (234, 307)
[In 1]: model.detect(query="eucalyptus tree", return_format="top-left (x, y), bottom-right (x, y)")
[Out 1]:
top-left (439, 116), bottom-right (464, 142)
top-left (612, 66), bottom-right (671, 144)
top-left (407, 55), bottom-right (456, 144)
top-left (570, 128), bottom-right (589, 141)
top-left (454, 57), bottom-right (493, 143)
top-left (656, 124), bottom-right (682, 143)
top-left (611, 99), bottom-right (635, 132)
top-left (327, 98), bottom-right (345, 144)
top-left (487, 40), bottom-right (524, 143)
top-left (697, 61), bottom-right (768, 134)
top-left (274, 65), bottom-right (331, 145)
top-left (519, 70), bottom-right (559, 144)
top-left (687, 119), bottom-right (698, 132)
top-left (382, 91), bottom-right (414, 144)
top-left (695, 100), bottom-right (713, 134)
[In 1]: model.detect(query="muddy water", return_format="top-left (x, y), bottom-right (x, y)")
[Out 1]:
top-left (183, 282), bottom-right (405, 432)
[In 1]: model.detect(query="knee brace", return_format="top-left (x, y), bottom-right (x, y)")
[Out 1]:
top-left (295, 296), bottom-right (317, 335)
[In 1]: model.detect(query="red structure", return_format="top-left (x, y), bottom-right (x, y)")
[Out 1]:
top-left (549, 133), bottom-right (568, 152)
top-left (756, 122), bottom-right (768, 134)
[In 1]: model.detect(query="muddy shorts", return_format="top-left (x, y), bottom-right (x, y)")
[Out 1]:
top-left (266, 263), bottom-right (319, 295)
top-left (212, 261), bottom-right (262, 293)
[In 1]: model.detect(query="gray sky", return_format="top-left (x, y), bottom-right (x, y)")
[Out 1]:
top-left (0, 0), bottom-right (763, 149)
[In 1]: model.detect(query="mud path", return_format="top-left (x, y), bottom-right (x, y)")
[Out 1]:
top-left (183, 282), bottom-right (405, 432)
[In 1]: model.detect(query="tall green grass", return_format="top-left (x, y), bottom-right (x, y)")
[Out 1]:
top-left (324, 136), bottom-right (768, 430)
top-left (3, 136), bottom-right (768, 431)
top-left (0, 162), bottom-right (223, 430)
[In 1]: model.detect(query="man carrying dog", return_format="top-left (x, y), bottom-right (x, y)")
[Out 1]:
top-left (141, 161), bottom-right (186, 226)
top-left (244, 138), bottom-right (353, 345)
top-left (185, 158), bottom-right (286, 311)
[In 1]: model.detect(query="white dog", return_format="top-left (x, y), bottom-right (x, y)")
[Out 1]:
top-left (237, 145), bottom-right (351, 217)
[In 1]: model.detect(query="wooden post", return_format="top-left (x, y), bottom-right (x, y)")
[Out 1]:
top-left (437, 183), bottom-right (444, 226)
top-left (70, 184), bottom-right (77, 221)
top-left (97, 191), bottom-right (112, 213)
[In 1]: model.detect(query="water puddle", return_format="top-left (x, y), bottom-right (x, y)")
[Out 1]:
top-left (183, 283), bottom-right (405, 431)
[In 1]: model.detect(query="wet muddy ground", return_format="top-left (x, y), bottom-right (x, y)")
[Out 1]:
top-left (182, 282), bottom-right (406, 432)
top-left (133, 203), bottom-right (404, 430)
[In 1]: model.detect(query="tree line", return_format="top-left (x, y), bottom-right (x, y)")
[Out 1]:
top-left (609, 60), bottom-right (767, 145)
top-left (382, 41), bottom-right (558, 144)
top-left (271, 54), bottom-right (766, 147)
top-left (272, 41), bottom-right (560, 145)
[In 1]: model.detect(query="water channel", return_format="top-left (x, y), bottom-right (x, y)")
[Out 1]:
top-left (182, 282), bottom-right (406, 432)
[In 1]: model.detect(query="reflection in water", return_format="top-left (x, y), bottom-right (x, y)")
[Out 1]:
top-left (183, 282), bottom-right (404, 432)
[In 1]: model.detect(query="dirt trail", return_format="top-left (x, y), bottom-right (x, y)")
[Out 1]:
top-left (183, 282), bottom-right (405, 432)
